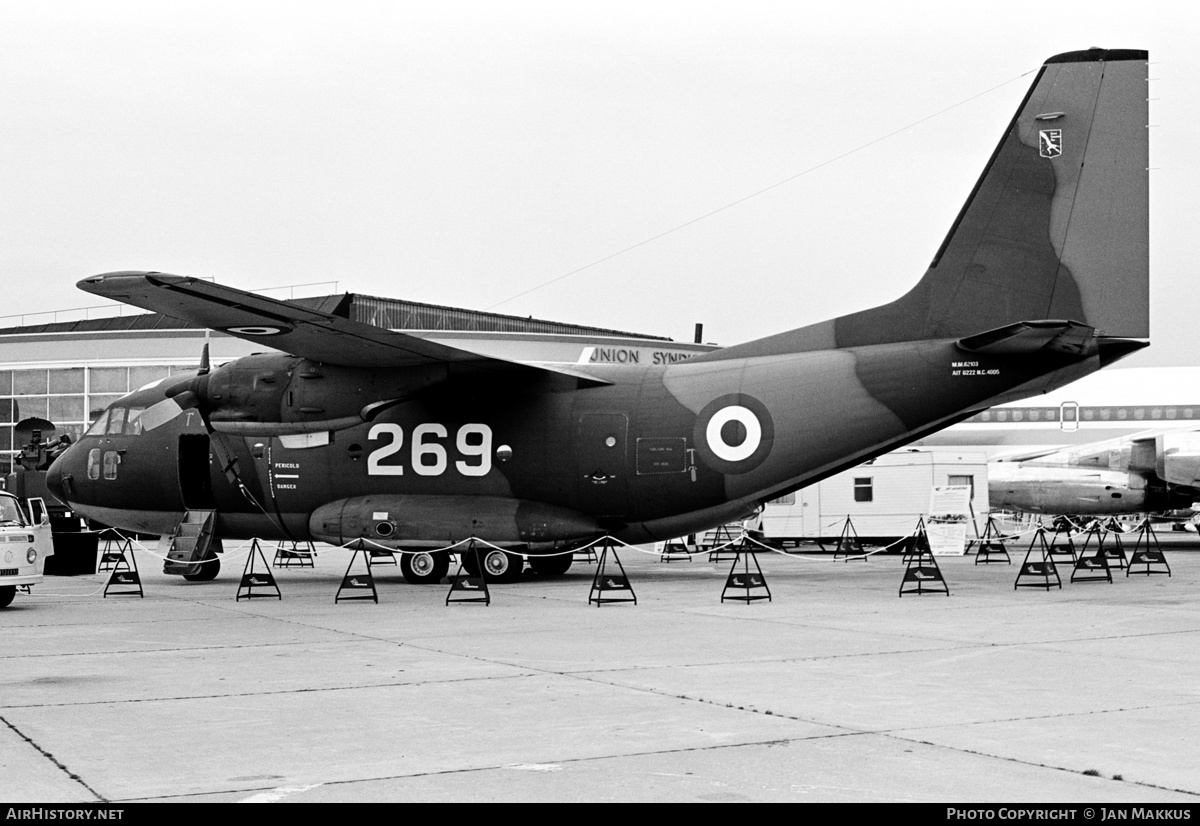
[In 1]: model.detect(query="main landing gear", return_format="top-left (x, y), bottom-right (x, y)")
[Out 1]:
top-left (461, 548), bottom-right (525, 584)
top-left (400, 550), bottom-right (451, 585)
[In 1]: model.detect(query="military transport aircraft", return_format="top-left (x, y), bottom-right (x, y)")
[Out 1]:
top-left (47, 48), bottom-right (1150, 584)
top-left (989, 428), bottom-right (1200, 517)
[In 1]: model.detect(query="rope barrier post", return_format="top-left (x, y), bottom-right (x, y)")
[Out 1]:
top-left (1014, 525), bottom-right (1062, 591)
top-left (589, 538), bottom-right (637, 606)
top-left (335, 540), bottom-right (378, 604)
top-left (1101, 521), bottom-right (1129, 570)
top-left (103, 541), bottom-right (143, 598)
top-left (1127, 519), bottom-right (1171, 577)
top-left (658, 535), bottom-right (692, 563)
top-left (446, 539), bottom-right (490, 605)
top-left (899, 517), bottom-right (950, 597)
top-left (1046, 517), bottom-right (1079, 565)
top-left (721, 538), bottom-right (771, 603)
top-left (237, 539), bottom-right (282, 601)
top-left (273, 540), bottom-right (316, 568)
top-left (974, 515), bottom-right (1012, 565)
top-left (98, 531), bottom-right (128, 572)
top-left (833, 516), bottom-right (865, 562)
top-left (368, 548), bottom-right (398, 566)
top-left (1070, 522), bottom-right (1113, 584)
top-left (706, 524), bottom-right (740, 562)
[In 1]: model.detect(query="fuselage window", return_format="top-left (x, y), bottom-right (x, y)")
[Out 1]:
top-left (853, 477), bottom-right (873, 503)
top-left (102, 450), bottom-right (119, 480)
top-left (87, 448), bottom-right (100, 480)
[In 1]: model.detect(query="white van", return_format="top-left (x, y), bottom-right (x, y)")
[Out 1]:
top-left (0, 491), bottom-right (54, 608)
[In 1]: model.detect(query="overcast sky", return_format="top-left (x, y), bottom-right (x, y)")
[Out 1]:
top-left (1, 1), bottom-right (1193, 367)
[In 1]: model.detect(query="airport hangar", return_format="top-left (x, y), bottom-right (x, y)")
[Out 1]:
top-left (0, 289), bottom-right (714, 477)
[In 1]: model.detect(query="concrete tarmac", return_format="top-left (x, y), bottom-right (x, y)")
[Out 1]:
top-left (3, 538), bottom-right (1200, 803)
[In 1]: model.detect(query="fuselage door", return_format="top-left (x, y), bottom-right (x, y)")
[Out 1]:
top-left (179, 434), bottom-right (216, 510)
top-left (1060, 402), bottom-right (1079, 433)
top-left (576, 413), bottom-right (630, 518)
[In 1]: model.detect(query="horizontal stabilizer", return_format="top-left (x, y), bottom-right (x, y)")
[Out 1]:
top-left (956, 320), bottom-right (1094, 356)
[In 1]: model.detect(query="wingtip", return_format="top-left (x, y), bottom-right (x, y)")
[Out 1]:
top-left (77, 271), bottom-right (183, 294)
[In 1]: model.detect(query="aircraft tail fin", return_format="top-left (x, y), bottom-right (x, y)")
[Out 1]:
top-left (699, 48), bottom-right (1148, 361)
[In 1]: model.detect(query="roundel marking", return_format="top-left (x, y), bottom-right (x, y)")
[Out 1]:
top-left (693, 394), bottom-right (774, 475)
top-left (224, 326), bottom-right (285, 336)
top-left (705, 405), bottom-right (761, 462)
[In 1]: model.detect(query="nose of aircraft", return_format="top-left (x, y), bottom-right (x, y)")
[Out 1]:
top-left (46, 450), bottom-right (68, 504)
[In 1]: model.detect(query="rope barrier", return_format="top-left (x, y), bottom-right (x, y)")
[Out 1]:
top-left (22, 509), bottom-right (1085, 601)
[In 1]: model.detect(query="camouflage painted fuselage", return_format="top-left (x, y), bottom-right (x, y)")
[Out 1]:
top-left (49, 337), bottom-right (1128, 549)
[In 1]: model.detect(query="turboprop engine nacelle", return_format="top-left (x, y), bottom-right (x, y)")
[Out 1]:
top-left (988, 465), bottom-right (1147, 514)
top-left (160, 354), bottom-right (446, 436)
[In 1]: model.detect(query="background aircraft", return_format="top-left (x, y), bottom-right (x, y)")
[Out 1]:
top-left (989, 427), bottom-right (1200, 516)
top-left (46, 48), bottom-right (1150, 583)
top-left (916, 366), bottom-right (1200, 457)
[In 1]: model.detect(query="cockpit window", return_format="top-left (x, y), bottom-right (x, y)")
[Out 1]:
top-left (86, 406), bottom-right (147, 437)
top-left (126, 407), bottom-right (145, 436)
top-left (0, 496), bottom-right (26, 526)
top-left (86, 410), bottom-right (110, 437)
top-left (106, 408), bottom-right (127, 435)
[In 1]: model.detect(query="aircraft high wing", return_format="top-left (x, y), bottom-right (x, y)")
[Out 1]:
top-left (79, 272), bottom-right (611, 437)
top-left (47, 48), bottom-right (1152, 585)
top-left (990, 428), bottom-right (1200, 516)
top-left (80, 272), bottom-right (613, 379)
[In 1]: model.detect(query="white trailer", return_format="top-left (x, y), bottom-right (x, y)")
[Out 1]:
top-left (759, 450), bottom-right (989, 546)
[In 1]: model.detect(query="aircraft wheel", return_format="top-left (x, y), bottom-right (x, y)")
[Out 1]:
top-left (0, 585), bottom-right (15, 608)
top-left (528, 554), bottom-right (572, 576)
top-left (184, 552), bottom-right (220, 582)
top-left (401, 550), bottom-right (450, 584)
top-left (482, 549), bottom-right (524, 583)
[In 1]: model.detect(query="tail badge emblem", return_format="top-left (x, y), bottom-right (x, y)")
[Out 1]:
top-left (1039, 129), bottom-right (1063, 158)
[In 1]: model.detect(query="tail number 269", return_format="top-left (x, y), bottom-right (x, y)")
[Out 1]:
top-left (367, 423), bottom-right (492, 477)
